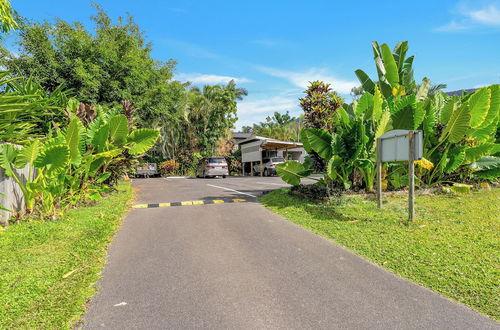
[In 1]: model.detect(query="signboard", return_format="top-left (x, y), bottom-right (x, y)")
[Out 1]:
top-left (376, 130), bottom-right (423, 222)
top-left (378, 130), bottom-right (423, 162)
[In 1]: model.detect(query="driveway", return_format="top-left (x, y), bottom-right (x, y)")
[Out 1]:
top-left (84, 176), bottom-right (497, 329)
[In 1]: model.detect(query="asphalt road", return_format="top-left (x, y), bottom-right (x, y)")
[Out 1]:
top-left (84, 176), bottom-right (497, 329)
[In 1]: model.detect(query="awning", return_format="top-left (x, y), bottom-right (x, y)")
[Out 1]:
top-left (260, 140), bottom-right (303, 150)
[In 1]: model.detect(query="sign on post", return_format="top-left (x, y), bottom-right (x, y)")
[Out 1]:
top-left (376, 130), bottom-right (423, 222)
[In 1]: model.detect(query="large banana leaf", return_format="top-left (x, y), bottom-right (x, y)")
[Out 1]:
top-left (355, 92), bottom-right (373, 118)
top-left (444, 147), bottom-right (466, 173)
top-left (474, 167), bottom-right (500, 179)
top-left (372, 86), bottom-right (383, 120)
top-left (469, 118), bottom-right (498, 142)
top-left (65, 117), bottom-right (83, 166)
top-left (276, 161), bottom-right (313, 186)
top-left (441, 103), bottom-right (470, 143)
top-left (375, 110), bottom-right (391, 138)
top-left (354, 69), bottom-right (375, 94)
top-left (439, 98), bottom-right (457, 124)
top-left (92, 123), bottom-right (110, 153)
top-left (302, 128), bottom-right (333, 160)
top-left (469, 156), bottom-right (500, 170)
top-left (127, 129), bottom-right (159, 155)
top-left (0, 144), bottom-right (18, 177)
top-left (416, 77), bottom-right (430, 102)
top-left (380, 43), bottom-right (399, 87)
top-left (471, 156), bottom-right (500, 179)
top-left (468, 87), bottom-right (491, 128)
top-left (327, 155), bottom-right (342, 179)
top-left (473, 85), bottom-right (499, 129)
top-left (391, 95), bottom-right (424, 130)
top-left (464, 143), bottom-right (496, 163)
top-left (393, 41), bottom-right (408, 70)
top-left (109, 114), bottom-right (129, 146)
top-left (300, 129), bottom-right (312, 153)
top-left (34, 144), bottom-right (70, 176)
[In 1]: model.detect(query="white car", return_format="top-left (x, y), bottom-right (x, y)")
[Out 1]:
top-left (253, 157), bottom-right (285, 176)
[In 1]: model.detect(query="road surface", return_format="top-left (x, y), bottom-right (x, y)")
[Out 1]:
top-left (84, 176), bottom-right (497, 329)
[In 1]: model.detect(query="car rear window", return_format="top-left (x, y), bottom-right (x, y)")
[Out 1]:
top-left (272, 157), bottom-right (285, 162)
top-left (208, 157), bottom-right (227, 164)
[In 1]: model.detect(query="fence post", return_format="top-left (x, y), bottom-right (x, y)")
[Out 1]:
top-left (408, 131), bottom-right (415, 222)
top-left (376, 138), bottom-right (382, 209)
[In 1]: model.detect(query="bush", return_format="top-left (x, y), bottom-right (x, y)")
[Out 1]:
top-left (290, 183), bottom-right (329, 202)
top-left (159, 160), bottom-right (180, 176)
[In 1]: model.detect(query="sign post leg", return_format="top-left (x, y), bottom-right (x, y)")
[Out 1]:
top-left (376, 138), bottom-right (382, 209)
top-left (408, 132), bottom-right (415, 222)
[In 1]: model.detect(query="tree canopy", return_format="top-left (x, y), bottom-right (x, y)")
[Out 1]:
top-left (1, 5), bottom-right (247, 173)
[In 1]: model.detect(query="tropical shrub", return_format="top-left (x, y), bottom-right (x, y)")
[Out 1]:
top-left (299, 81), bottom-right (344, 171)
top-left (289, 183), bottom-right (329, 202)
top-left (159, 160), bottom-right (180, 177)
top-left (0, 71), bottom-right (69, 143)
top-left (277, 41), bottom-right (500, 193)
top-left (0, 99), bottom-right (159, 220)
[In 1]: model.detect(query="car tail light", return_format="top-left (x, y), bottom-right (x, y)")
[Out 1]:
top-left (223, 165), bottom-right (228, 168)
top-left (207, 165), bottom-right (215, 169)
top-left (270, 164), bottom-right (275, 167)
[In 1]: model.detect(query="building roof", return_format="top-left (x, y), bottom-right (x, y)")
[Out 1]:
top-left (232, 132), bottom-right (252, 140)
top-left (238, 135), bottom-right (303, 150)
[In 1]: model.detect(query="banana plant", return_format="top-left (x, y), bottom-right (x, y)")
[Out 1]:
top-left (355, 41), bottom-right (416, 98)
top-left (277, 88), bottom-right (391, 192)
top-left (423, 85), bottom-right (500, 183)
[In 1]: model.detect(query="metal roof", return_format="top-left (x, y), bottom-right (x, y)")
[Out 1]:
top-left (238, 135), bottom-right (303, 150)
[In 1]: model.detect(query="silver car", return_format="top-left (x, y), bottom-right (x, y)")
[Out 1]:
top-left (253, 157), bottom-right (285, 176)
top-left (196, 157), bottom-right (229, 178)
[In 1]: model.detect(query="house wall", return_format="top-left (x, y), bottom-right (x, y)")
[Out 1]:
top-left (241, 141), bottom-right (263, 163)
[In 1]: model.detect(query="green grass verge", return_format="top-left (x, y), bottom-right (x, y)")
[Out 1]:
top-left (0, 182), bottom-right (132, 329)
top-left (260, 188), bottom-right (500, 320)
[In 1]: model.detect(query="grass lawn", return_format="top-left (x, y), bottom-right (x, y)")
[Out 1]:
top-left (0, 181), bottom-right (132, 329)
top-left (260, 188), bottom-right (500, 320)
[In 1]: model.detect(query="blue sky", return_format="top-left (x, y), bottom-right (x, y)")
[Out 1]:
top-left (8, 0), bottom-right (500, 128)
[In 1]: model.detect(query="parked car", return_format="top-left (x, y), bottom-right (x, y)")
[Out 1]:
top-left (196, 157), bottom-right (229, 178)
top-left (253, 157), bottom-right (285, 176)
top-left (135, 163), bottom-right (159, 178)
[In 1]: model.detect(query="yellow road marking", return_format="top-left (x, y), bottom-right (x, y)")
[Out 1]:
top-left (233, 198), bottom-right (246, 203)
top-left (181, 201), bottom-right (193, 206)
top-left (192, 200), bottom-right (205, 205)
top-left (132, 204), bottom-right (148, 209)
top-left (159, 202), bottom-right (171, 207)
top-left (212, 200), bottom-right (225, 204)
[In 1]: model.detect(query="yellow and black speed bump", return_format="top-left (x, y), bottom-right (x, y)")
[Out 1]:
top-left (132, 198), bottom-right (247, 209)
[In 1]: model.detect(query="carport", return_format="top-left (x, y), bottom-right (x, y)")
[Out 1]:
top-left (238, 136), bottom-right (304, 176)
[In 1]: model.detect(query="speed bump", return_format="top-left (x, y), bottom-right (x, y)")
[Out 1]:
top-left (132, 198), bottom-right (247, 209)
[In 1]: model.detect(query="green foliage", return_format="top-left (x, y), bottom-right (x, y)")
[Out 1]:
top-left (299, 81), bottom-right (344, 132)
top-left (0, 0), bottom-right (17, 34)
top-left (277, 41), bottom-right (500, 192)
top-left (0, 95), bottom-right (159, 221)
top-left (242, 111), bottom-right (302, 142)
top-left (275, 161), bottom-right (315, 186)
top-left (127, 128), bottom-right (160, 155)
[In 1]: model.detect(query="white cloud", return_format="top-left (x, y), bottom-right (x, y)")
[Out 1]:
top-left (175, 73), bottom-right (252, 84)
top-left (435, 2), bottom-right (500, 32)
top-left (434, 20), bottom-right (469, 32)
top-left (237, 95), bottom-right (298, 115)
top-left (257, 66), bottom-right (357, 94)
top-left (466, 4), bottom-right (500, 25)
